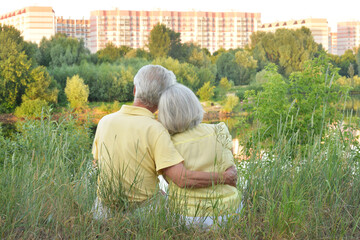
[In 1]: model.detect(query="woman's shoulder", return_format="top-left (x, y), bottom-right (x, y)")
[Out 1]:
top-left (213, 122), bottom-right (233, 150)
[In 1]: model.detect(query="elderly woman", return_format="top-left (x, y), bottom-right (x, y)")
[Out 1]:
top-left (158, 83), bottom-right (242, 227)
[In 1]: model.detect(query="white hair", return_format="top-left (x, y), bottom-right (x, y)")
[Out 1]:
top-left (158, 84), bottom-right (204, 134)
top-left (133, 65), bottom-right (176, 108)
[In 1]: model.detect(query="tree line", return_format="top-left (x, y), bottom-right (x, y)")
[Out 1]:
top-left (1, 23), bottom-right (360, 116)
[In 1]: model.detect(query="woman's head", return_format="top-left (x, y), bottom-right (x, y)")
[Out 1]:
top-left (158, 83), bottom-right (204, 134)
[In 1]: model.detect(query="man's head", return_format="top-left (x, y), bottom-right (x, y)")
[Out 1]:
top-left (133, 65), bottom-right (176, 108)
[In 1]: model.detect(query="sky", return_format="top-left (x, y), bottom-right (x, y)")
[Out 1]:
top-left (1, 0), bottom-right (359, 31)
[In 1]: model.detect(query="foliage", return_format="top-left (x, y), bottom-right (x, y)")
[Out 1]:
top-left (0, 25), bottom-right (57, 113)
top-left (216, 52), bottom-right (241, 85)
top-left (23, 66), bottom-right (58, 103)
top-left (337, 49), bottom-right (358, 77)
top-left (196, 81), bottom-right (215, 101)
top-left (217, 77), bottom-right (233, 100)
top-left (97, 43), bottom-right (132, 63)
top-left (148, 23), bottom-right (171, 58)
top-left (246, 55), bottom-right (347, 143)
top-left (14, 98), bottom-right (50, 117)
top-left (64, 75), bottom-right (89, 109)
top-left (246, 64), bottom-right (290, 138)
top-left (49, 60), bottom-right (147, 103)
top-left (152, 57), bottom-right (205, 92)
top-left (234, 50), bottom-right (258, 85)
top-left (0, 25), bottom-right (32, 112)
top-left (288, 55), bottom-right (345, 143)
top-left (250, 27), bottom-right (319, 77)
top-left (38, 33), bottom-right (90, 68)
top-left (223, 94), bottom-right (239, 113)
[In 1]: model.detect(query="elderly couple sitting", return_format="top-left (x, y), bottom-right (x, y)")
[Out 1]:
top-left (92, 65), bottom-right (242, 227)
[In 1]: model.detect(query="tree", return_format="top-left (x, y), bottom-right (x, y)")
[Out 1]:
top-left (38, 33), bottom-right (90, 68)
top-left (218, 77), bottom-right (233, 100)
top-left (197, 81), bottom-right (215, 101)
top-left (97, 43), bottom-right (132, 63)
top-left (223, 94), bottom-right (239, 113)
top-left (246, 55), bottom-right (346, 143)
top-left (148, 23), bottom-right (171, 58)
top-left (338, 49), bottom-right (358, 77)
top-left (235, 50), bottom-right (258, 85)
top-left (0, 25), bottom-right (32, 112)
top-left (247, 64), bottom-right (290, 137)
top-left (216, 52), bottom-right (241, 85)
top-left (250, 27), bottom-right (319, 77)
top-left (188, 48), bottom-right (211, 68)
top-left (24, 66), bottom-right (58, 103)
top-left (65, 75), bottom-right (89, 109)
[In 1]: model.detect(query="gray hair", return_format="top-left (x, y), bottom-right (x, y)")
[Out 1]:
top-left (133, 65), bottom-right (176, 108)
top-left (158, 84), bottom-right (204, 134)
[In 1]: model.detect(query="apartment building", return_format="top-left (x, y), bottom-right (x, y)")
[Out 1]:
top-left (259, 18), bottom-right (330, 51)
top-left (337, 21), bottom-right (360, 56)
top-left (0, 6), bottom-right (55, 44)
top-left (89, 9), bottom-right (261, 53)
top-left (56, 17), bottom-right (90, 48)
top-left (328, 32), bottom-right (337, 55)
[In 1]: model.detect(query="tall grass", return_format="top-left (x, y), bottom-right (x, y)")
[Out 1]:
top-left (1, 112), bottom-right (360, 239)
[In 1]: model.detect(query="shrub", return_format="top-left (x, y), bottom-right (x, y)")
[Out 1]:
top-left (64, 75), bottom-right (89, 109)
top-left (14, 98), bottom-right (50, 118)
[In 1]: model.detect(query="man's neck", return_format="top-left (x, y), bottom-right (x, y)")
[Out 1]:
top-left (133, 99), bottom-right (157, 113)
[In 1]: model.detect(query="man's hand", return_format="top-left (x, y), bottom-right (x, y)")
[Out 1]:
top-left (222, 166), bottom-right (237, 187)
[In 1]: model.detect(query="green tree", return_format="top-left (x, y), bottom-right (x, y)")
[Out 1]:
top-left (148, 23), bottom-right (171, 58)
top-left (217, 77), bottom-right (233, 100)
top-left (97, 43), bottom-right (132, 63)
top-left (235, 50), bottom-right (258, 85)
top-left (338, 49), bottom-right (358, 77)
top-left (245, 64), bottom-right (289, 138)
top-left (24, 66), bottom-right (58, 103)
top-left (250, 27), bottom-right (319, 77)
top-left (38, 33), bottom-right (90, 68)
top-left (197, 81), bottom-right (215, 101)
top-left (64, 75), bottom-right (89, 109)
top-left (216, 52), bottom-right (241, 85)
top-left (223, 94), bottom-right (239, 113)
top-left (0, 25), bottom-right (32, 112)
top-left (246, 55), bottom-right (345, 143)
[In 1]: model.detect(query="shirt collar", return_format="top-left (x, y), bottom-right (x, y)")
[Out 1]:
top-left (119, 105), bottom-right (155, 119)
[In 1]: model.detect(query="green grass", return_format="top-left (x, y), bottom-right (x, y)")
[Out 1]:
top-left (1, 113), bottom-right (360, 239)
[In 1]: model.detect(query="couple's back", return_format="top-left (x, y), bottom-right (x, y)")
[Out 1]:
top-left (93, 105), bottom-right (183, 203)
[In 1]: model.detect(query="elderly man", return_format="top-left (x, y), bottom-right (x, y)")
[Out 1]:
top-left (92, 65), bottom-right (237, 212)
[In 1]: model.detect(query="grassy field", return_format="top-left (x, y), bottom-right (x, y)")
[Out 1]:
top-left (1, 113), bottom-right (360, 239)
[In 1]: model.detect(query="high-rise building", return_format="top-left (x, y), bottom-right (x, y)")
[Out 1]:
top-left (56, 17), bottom-right (90, 48)
top-left (0, 6), bottom-right (55, 44)
top-left (328, 32), bottom-right (337, 55)
top-left (259, 18), bottom-right (330, 51)
top-left (337, 21), bottom-right (360, 56)
top-left (89, 9), bottom-right (261, 53)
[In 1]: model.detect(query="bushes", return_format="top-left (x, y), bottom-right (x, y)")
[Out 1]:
top-left (14, 98), bottom-right (50, 117)
top-left (65, 75), bottom-right (89, 109)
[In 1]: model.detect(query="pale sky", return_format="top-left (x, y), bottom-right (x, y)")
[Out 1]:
top-left (1, 0), bottom-right (359, 31)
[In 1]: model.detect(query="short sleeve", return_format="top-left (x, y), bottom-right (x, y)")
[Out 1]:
top-left (153, 130), bottom-right (184, 173)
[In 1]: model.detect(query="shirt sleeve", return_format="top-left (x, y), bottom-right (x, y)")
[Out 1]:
top-left (152, 129), bottom-right (184, 173)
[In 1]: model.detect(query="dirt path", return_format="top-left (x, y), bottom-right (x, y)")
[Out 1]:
top-left (0, 114), bottom-right (17, 124)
